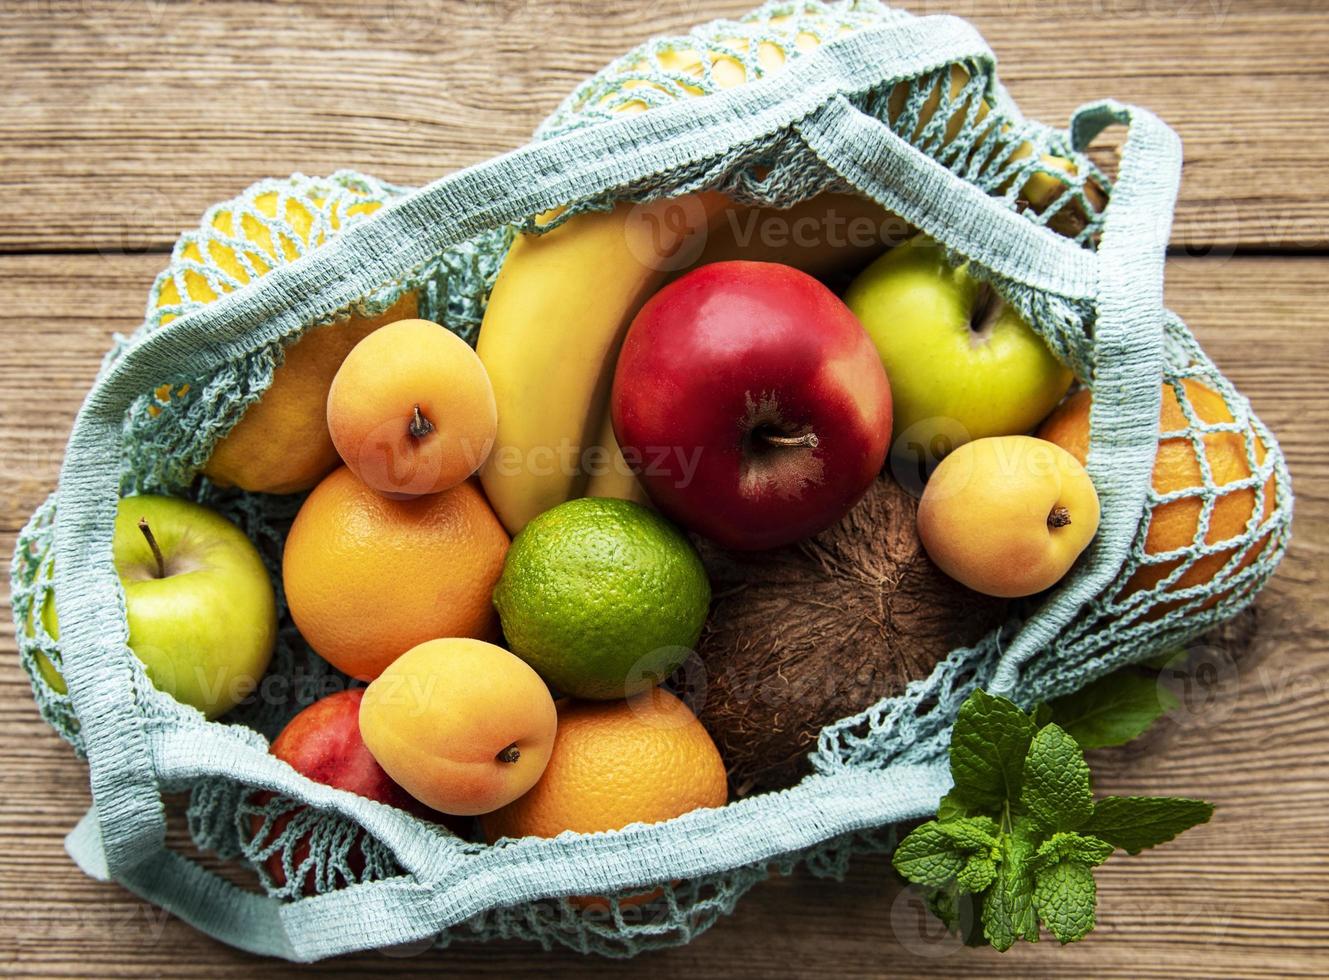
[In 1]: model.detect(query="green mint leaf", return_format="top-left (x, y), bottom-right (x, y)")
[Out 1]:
top-left (1140, 647), bottom-right (1186, 670)
top-left (1049, 671), bottom-right (1178, 749)
top-left (924, 885), bottom-right (961, 933)
top-left (1033, 858), bottom-right (1098, 944)
top-left (1021, 723), bottom-right (1094, 831)
top-left (1083, 796), bottom-right (1214, 854)
top-left (949, 690), bottom-right (1037, 812)
top-left (936, 789), bottom-right (971, 821)
top-left (936, 815), bottom-right (1000, 852)
top-left (1033, 702), bottom-right (1055, 728)
top-left (980, 819), bottom-right (1040, 951)
top-left (1030, 832), bottom-right (1115, 875)
top-left (956, 853), bottom-right (999, 893)
top-left (893, 822), bottom-right (965, 886)
top-left (933, 818), bottom-right (1000, 894)
top-left (922, 885), bottom-right (987, 946)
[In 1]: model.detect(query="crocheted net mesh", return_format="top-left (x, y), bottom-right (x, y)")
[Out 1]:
top-left (8, 0), bottom-right (1291, 959)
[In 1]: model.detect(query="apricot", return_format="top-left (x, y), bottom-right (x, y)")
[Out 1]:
top-left (327, 319), bottom-right (497, 497)
top-left (917, 435), bottom-right (1100, 598)
top-left (359, 638), bottom-right (557, 816)
top-left (206, 291), bottom-right (418, 495)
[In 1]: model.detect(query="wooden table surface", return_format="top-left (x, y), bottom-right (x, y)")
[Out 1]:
top-left (2, 1), bottom-right (1326, 976)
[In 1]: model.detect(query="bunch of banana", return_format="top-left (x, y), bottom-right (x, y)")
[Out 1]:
top-left (478, 16), bottom-right (1105, 534)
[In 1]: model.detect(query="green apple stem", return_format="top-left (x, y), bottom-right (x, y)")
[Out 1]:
top-left (137, 518), bottom-right (167, 578)
top-left (970, 283), bottom-right (1002, 335)
top-left (496, 743), bottom-right (521, 764)
top-left (409, 404), bottom-right (435, 439)
top-left (760, 431), bottom-right (820, 450)
top-left (1048, 505), bottom-right (1072, 529)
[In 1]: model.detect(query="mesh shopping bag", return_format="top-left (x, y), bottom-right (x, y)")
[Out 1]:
top-left (10, 0), bottom-right (1291, 960)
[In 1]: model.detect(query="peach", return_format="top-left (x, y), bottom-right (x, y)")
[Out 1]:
top-left (252, 688), bottom-right (465, 894)
top-left (917, 435), bottom-right (1100, 598)
top-left (327, 319), bottom-right (497, 497)
top-left (270, 689), bottom-right (439, 816)
top-left (359, 638), bottom-right (557, 816)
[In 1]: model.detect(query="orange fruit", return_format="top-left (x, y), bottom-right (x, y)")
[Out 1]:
top-left (480, 689), bottom-right (728, 908)
top-left (1037, 379), bottom-right (1276, 611)
top-left (327, 319), bottom-right (497, 497)
top-left (282, 466), bottom-right (509, 679)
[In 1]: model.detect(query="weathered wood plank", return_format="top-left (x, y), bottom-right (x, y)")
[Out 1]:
top-left (1, 0), bottom-right (1327, 254)
top-left (0, 250), bottom-right (1325, 975)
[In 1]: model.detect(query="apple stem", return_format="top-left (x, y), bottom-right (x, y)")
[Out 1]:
top-left (137, 518), bottom-right (167, 578)
top-left (970, 282), bottom-right (1002, 335)
top-left (409, 404), bottom-right (434, 439)
top-left (496, 743), bottom-right (521, 764)
top-left (1048, 505), bottom-right (1072, 529)
top-left (760, 431), bottom-right (820, 450)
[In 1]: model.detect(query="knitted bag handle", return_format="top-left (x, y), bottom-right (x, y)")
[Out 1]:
top-left (788, 97), bottom-right (1182, 699)
top-left (56, 20), bottom-right (1181, 963)
top-left (988, 101), bottom-right (1181, 695)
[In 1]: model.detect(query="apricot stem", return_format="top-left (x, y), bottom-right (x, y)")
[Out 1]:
top-left (409, 404), bottom-right (434, 439)
top-left (1048, 505), bottom-right (1072, 529)
top-left (759, 430), bottom-right (819, 450)
top-left (496, 743), bottom-right (521, 764)
top-left (137, 518), bottom-right (166, 578)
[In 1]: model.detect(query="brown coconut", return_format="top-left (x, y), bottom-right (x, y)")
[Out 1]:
top-left (689, 475), bottom-right (1008, 796)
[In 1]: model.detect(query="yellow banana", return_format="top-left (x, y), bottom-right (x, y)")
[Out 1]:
top-left (582, 409), bottom-right (653, 507)
top-left (477, 193), bottom-right (728, 534)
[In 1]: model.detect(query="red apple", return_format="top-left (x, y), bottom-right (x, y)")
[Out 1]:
top-left (249, 688), bottom-right (465, 894)
top-left (611, 261), bottom-right (892, 550)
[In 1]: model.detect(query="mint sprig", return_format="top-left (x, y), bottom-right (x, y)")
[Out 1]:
top-left (1047, 669), bottom-right (1178, 749)
top-left (893, 689), bottom-right (1213, 950)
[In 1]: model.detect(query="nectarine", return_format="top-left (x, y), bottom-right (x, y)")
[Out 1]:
top-left (252, 688), bottom-right (464, 894)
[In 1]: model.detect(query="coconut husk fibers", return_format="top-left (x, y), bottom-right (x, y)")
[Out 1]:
top-left (690, 475), bottom-right (1009, 796)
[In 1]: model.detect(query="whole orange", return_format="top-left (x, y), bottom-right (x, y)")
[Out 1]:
top-left (283, 466), bottom-right (509, 679)
top-left (480, 689), bottom-right (728, 908)
top-left (328, 319), bottom-right (497, 497)
top-left (1037, 379), bottom-right (1275, 611)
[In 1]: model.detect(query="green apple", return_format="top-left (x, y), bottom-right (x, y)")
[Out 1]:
top-left (33, 495), bottom-right (277, 719)
top-left (844, 234), bottom-right (1073, 464)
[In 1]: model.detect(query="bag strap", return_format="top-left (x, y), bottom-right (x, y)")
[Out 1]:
top-left (69, 740), bottom-right (951, 962)
top-left (989, 101), bottom-right (1182, 695)
top-left (794, 95), bottom-right (1100, 301)
top-left (69, 13), bottom-right (995, 409)
top-left (52, 9), bottom-right (993, 933)
top-left (66, 807), bottom-right (298, 958)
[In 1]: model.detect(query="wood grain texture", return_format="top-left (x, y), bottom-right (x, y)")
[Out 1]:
top-left (2, 0), bottom-right (1327, 976)
top-left (1, 0), bottom-right (1327, 253)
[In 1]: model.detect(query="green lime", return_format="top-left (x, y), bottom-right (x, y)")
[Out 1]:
top-left (493, 497), bottom-right (710, 700)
